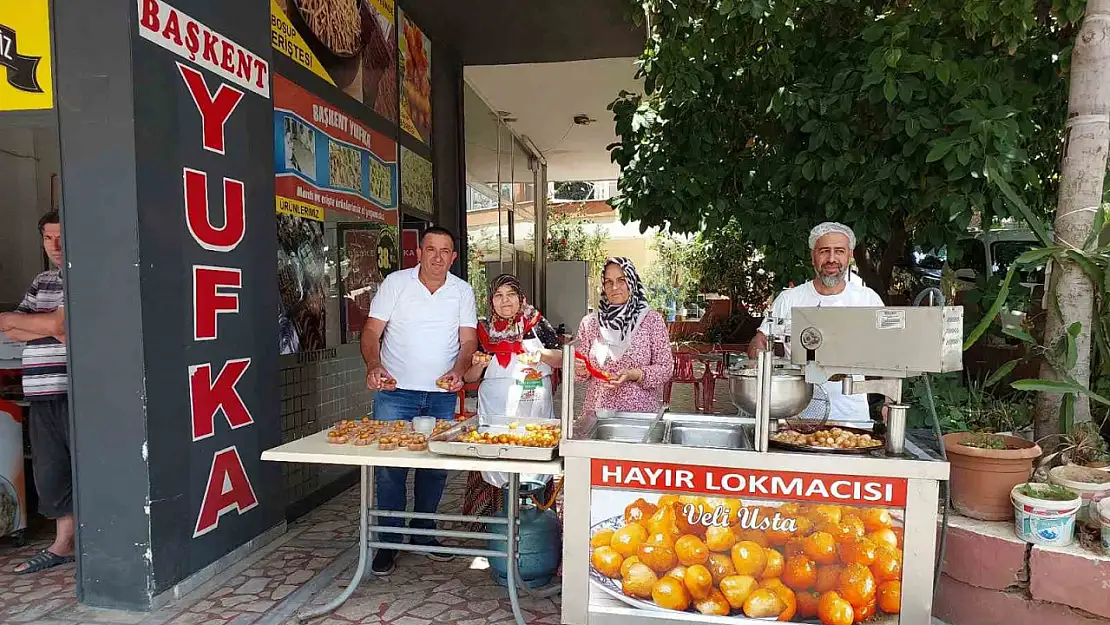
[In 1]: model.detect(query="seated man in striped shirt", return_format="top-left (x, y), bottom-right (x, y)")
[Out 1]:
top-left (0, 210), bottom-right (71, 574)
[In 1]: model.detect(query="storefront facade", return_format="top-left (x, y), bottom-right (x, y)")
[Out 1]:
top-left (0, 0), bottom-right (466, 610)
top-left (0, 0), bottom-right (640, 611)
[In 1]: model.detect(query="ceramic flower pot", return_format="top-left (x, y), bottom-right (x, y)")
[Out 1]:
top-left (944, 432), bottom-right (1043, 521)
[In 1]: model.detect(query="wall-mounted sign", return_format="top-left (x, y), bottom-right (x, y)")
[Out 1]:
top-left (273, 73), bottom-right (399, 224)
top-left (589, 460), bottom-right (908, 621)
top-left (400, 146), bottom-right (433, 218)
top-left (138, 0), bottom-right (269, 98)
top-left (338, 222), bottom-right (399, 343)
top-left (0, 0), bottom-right (53, 111)
top-left (401, 227), bottom-right (419, 269)
top-left (270, 0), bottom-right (398, 122)
top-left (135, 0), bottom-right (275, 548)
top-left (399, 11), bottom-right (430, 143)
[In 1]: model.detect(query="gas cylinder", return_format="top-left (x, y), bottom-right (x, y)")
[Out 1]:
top-left (487, 482), bottom-right (562, 588)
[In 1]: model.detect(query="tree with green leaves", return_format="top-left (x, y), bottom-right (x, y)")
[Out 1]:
top-left (691, 221), bottom-right (779, 315)
top-left (964, 0), bottom-right (1110, 438)
top-left (609, 0), bottom-right (1087, 299)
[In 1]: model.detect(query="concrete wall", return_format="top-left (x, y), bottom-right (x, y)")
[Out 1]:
top-left (0, 125), bottom-right (60, 309)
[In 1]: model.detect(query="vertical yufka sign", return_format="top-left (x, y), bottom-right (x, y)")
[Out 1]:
top-left (589, 460), bottom-right (907, 623)
top-left (136, 0), bottom-right (269, 539)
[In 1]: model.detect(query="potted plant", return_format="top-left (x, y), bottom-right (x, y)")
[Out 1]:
top-left (944, 432), bottom-right (1042, 521)
top-left (1011, 482), bottom-right (1082, 547)
top-left (1040, 422), bottom-right (1110, 470)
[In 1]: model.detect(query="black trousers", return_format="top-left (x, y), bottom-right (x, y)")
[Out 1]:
top-left (29, 396), bottom-right (72, 518)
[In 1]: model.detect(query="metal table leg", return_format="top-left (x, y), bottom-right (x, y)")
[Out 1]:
top-left (296, 466), bottom-right (373, 621)
top-left (505, 473), bottom-right (527, 625)
top-left (296, 467), bottom-right (551, 625)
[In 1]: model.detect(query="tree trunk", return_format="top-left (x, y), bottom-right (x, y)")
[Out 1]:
top-left (1034, 0), bottom-right (1110, 443)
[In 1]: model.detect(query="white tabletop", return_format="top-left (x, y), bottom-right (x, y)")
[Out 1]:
top-left (262, 429), bottom-right (564, 474)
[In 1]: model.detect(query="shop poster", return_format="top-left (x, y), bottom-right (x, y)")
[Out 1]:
top-left (590, 459), bottom-right (905, 623)
top-left (0, 0), bottom-right (53, 111)
top-left (338, 223), bottom-right (399, 342)
top-left (399, 11), bottom-right (431, 143)
top-left (277, 213), bottom-right (327, 355)
top-left (270, 0), bottom-right (398, 122)
top-left (273, 73), bottom-right (398, 225)
top-left (401, 228), bottom-right (419, 269)
top-left (400, 146), bottom-right (433, 218)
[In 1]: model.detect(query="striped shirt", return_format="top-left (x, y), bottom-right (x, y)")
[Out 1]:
top-left (16, 270), bottom-right (67, 398)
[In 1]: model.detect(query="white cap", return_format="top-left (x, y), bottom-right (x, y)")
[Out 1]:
top-left (809, 222), bottom-right (856, 249)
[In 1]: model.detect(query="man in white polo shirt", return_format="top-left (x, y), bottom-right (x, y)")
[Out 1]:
top-left (748, 222), bottom-right (884, 422)
top-left (360, 226), bottom-right (478, 575)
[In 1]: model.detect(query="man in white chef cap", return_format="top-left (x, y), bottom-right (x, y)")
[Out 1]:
top-left (747, 222), bottom-right (884, 422)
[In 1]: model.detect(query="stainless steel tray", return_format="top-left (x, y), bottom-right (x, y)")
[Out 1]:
top-left (668, 421), bottom-right (753, 450)
top-left (428, 415), bottom-right (561, 461)
top-left (768, 424), bottom-right (884, 455)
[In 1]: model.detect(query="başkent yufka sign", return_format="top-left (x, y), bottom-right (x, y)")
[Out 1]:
top-left (133, 0), bottom-right (280, 576)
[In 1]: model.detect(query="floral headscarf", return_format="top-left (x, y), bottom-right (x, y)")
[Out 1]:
top-left (479, 274), bottom-right (543, 367)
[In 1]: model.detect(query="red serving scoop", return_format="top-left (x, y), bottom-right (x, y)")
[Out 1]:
top-left (575, 351), bottom-right (612, 380)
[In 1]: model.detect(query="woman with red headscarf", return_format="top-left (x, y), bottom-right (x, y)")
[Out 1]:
top-left (463, 273), bottom-right (562, 417)
top-left (460, 274), bottom-right (562, 521)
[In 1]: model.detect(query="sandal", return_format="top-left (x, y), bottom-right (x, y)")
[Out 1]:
top-left (14, 550), bottom-right (75, 575)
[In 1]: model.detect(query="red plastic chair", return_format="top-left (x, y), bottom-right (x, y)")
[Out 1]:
top-left (664, 351), bottom-right (702, 412)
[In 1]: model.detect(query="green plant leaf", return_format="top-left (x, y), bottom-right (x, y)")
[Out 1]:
top-left (990, 173), bottom-right (1053, 246)
top-left (1012, 378), bottom-right (1110, 407)
top-left (1060, 392), bottom-right (1075, 434)
top-left (964, 267), bottom-right (1015, 350)
top-left (884, 79), bottom-right (897, 103)
top-left (985, 359), bottom-right (1021, 387)
top-left (1016, 246), bottom-right (1063, 264)
top-left (926, 141), bottom-right (953, 163)
top-left (1003, 326), bottom-right (1035, 344)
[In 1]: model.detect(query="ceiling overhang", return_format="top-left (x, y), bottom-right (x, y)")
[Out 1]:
top-left (402, 0), bottom-right (644, 65)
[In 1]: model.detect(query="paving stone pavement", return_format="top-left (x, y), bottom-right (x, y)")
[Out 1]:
top-left (0, 380), bottom-right (746, 625)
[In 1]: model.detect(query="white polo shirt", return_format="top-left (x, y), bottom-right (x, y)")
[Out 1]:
top-left (369, 267), bottom-right (478, 392)
top-left (759, 280), bottom-right (884, 422)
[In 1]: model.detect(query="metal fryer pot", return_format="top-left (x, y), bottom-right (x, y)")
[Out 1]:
top-left (729, 366), bottom-right (813, 418)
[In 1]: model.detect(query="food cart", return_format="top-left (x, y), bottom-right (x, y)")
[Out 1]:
top-left (560, 306), bottom-right (961, 625)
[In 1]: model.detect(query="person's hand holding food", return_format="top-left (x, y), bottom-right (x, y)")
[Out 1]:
top-left (517, 350), bottom-right (541, 366)
top-left (606, 368), bottom-right (643, 388)
top-left (436, 370), bottom-right (465, 392)
top-left (366, 364), bottom-right (396, 391)
top-left (472, 351), bottom-right (492, 368)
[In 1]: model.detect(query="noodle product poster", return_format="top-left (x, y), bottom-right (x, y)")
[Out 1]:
top-left (400, 146), bottom-right (433, 218)
top-left (277, 213), bottom-right (328, 355)
top-left (274, 74), bottom-right (399, 226)
top-left (339, 223), bottom-right (399, 341)
top-left (270, 0), bottom-right (398, 123)
top-left (399, 11), bottom-right (431, 144)
top-left (362, 0), bottom-right (398, 123)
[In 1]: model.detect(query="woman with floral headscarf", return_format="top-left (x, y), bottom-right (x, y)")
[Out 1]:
top-left (460, 274), bottom-right (561, 521)
top-left (574, 257), bottom-right (673, 415)
top-left (464, 273), bottom-right (562, 417)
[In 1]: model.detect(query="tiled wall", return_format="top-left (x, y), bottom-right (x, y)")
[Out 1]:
top-left (279, 344), bottom-right (372, 506)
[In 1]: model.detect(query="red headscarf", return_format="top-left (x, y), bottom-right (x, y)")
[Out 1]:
top-left (479, 274), bottom-right (542, 367)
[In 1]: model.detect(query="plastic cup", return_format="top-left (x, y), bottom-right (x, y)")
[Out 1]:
top-left (412, 416), bottom-right (435, 436)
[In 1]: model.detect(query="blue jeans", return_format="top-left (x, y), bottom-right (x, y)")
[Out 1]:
top-left (372, 388), bottom-right (457, 544)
